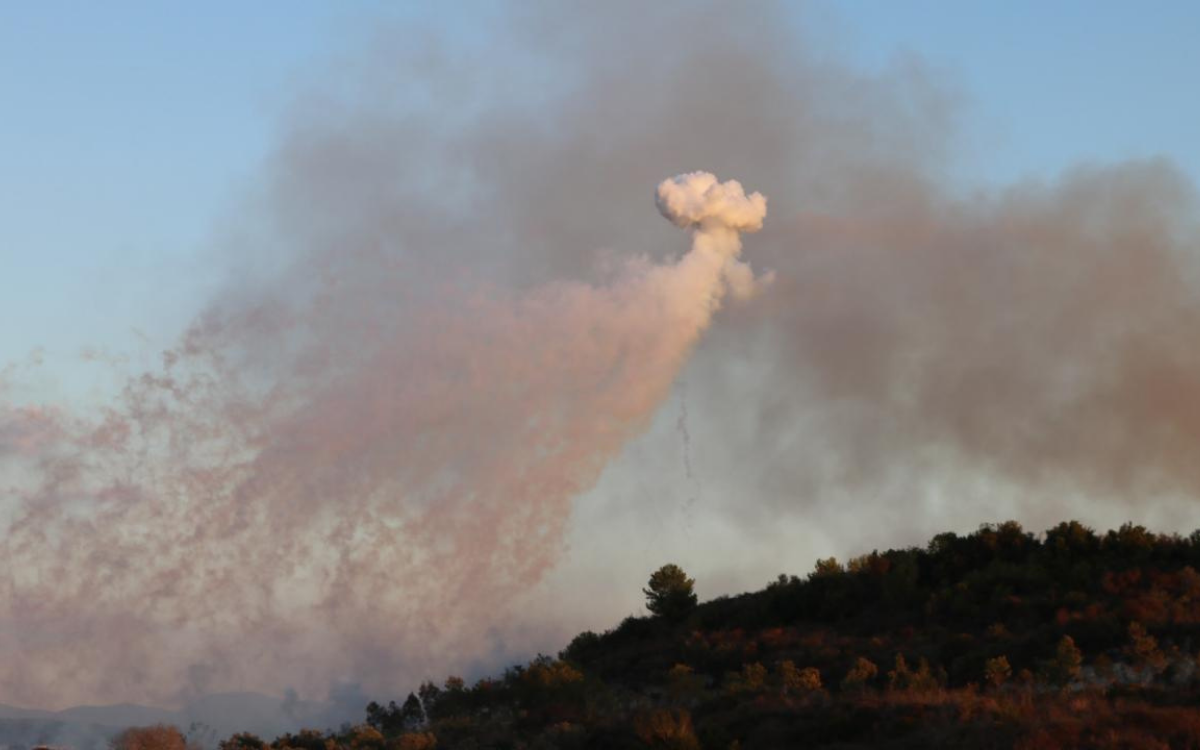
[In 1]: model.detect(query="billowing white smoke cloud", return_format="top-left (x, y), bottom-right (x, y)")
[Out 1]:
top-left (0, 173), bottom-right (765, 708)
top-left (656, 172), bottom-right (767, 233)
top-left (656, 172), bottom-right (772, 301)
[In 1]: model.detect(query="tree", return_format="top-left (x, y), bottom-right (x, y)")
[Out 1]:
top-left (810, 557), bottom-right (844, 578)
top-left (416, 681), bottom-right (441, 720)
top-left (984, 656), bottom-right (1012, 688)
top-left (270, 730), bottom-right (329, 750)
top-left (841, 657), bottom-right (878, 693)
top-left (887, 654), bottom-right (913, 692)
top-left (400, 693), bottom-right (426, 731)
top-left (1056, 635), bottom-right (1083, 682)
top-left (365, 701), bottom-right (401, 736)
top-left (724, 662), bottom-right (767, 695)
top-left (1127, 622), bottom-right (1167, 672)
top-left (219, 735), bottom-right (266, 750)
top-left (395, 735), bottom-right (436, 750)
top-left (523, 655), bottom-right (584, 690)
top-left (110, 726), bottom-right (196, 750)
top-left (775, 660), bottom-right (822, 695)
top-left (887, 654), bottom-right (939, 694)
top-left (667, 664), bottom-right (706, 705)
top-left (1039, 635), bottom-right (1083, 686)
top-left (366, 694), bottom-right (425, 737)
top-left (633, 709), bottom-right (700, 750)
top-left (1045, 520), bottom-right (1098, 556)
top-left (644, 564), bottom-right (697, 621)
top-left (343, 726), bottom-right (384, 750)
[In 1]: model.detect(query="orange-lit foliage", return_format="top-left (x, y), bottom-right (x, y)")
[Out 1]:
top-left (210, 521), bottom-right (1200, 749)
top-left (633, 709), bottom-right (700, 750)
top-left (110, 726), bottom-right (197, 750)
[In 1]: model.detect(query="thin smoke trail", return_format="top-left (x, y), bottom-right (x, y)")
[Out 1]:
top-left (675, 377), bottom-right (699, 536)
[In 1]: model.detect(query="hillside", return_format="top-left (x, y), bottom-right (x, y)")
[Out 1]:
top-left (157, 521), bottom-right (1200, 748)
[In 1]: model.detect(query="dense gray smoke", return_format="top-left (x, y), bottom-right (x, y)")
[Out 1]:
top-left (2, 0), bottom-right (1199, 711)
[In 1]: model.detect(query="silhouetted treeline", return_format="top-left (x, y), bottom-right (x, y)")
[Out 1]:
top-left (196, 521), bottom-right (1200, 748)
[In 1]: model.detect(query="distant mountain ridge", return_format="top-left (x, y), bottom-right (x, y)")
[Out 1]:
top-left (0, 692), bottom-right (348, 750)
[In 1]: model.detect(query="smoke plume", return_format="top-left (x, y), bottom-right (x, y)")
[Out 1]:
top-left (656, 172), bottom-right (773, 301)
top-left (3, 0), bottom-right (1200, 712)
top-left (0, 171), bottom-right (765, 707)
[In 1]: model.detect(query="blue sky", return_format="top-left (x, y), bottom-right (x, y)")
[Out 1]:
top-left (2, 1), bottom-right (1198, 385)
top-left (1, 3), bottom-right (340, 380)
top-left (830, 1), bottom-right (1200, 184)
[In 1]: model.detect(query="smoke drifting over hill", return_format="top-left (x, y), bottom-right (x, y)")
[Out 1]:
top-left (2, 1), bottom-right (1200, 712)
top-left (0, 164), bottom-right (766, 705)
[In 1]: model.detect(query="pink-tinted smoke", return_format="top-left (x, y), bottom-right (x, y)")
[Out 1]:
top-left (0, 173), bottom-right (766, 708)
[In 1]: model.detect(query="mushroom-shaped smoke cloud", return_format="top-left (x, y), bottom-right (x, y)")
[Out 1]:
top-left (656, 171), bottom-right (767, 234)
top-left (656, 171), bottom-right (773, 301)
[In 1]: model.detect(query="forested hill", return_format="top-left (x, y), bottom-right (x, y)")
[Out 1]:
top-left (145, 521), bottom-right (1200, 749)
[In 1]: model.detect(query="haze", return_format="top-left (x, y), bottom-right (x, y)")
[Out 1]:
top-left (2, 0), bottom-right (1199, 723)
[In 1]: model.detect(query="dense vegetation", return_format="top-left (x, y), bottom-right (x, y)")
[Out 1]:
top-left (126, 521), bottom-right (1200, 748)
